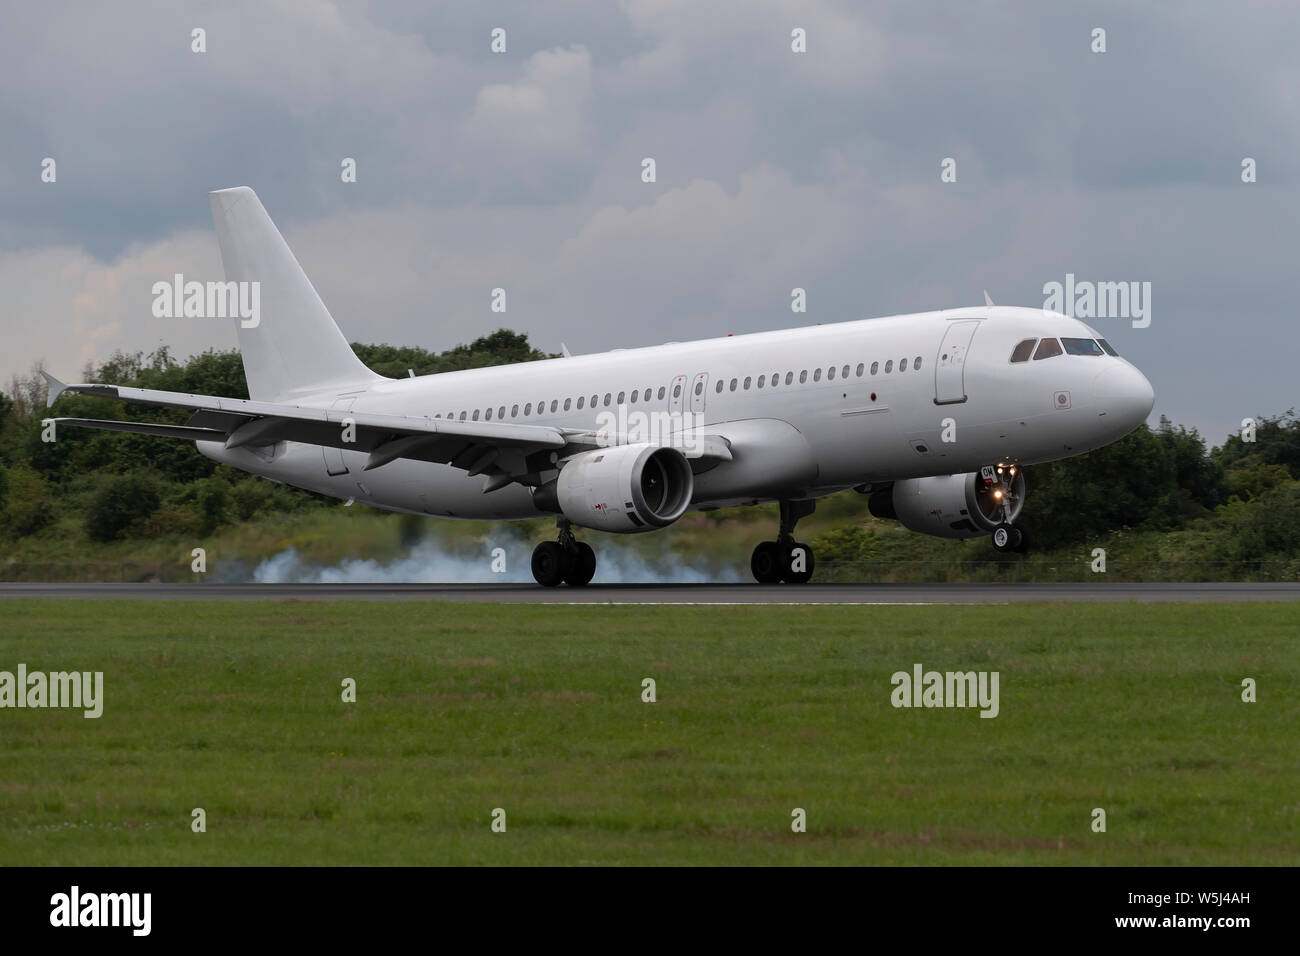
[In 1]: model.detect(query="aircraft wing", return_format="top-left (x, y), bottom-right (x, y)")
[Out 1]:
top-left (41, 373), bottom-right (730, 493)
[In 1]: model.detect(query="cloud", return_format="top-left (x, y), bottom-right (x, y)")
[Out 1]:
top-left (3, 1), bottom-right (1299, 444)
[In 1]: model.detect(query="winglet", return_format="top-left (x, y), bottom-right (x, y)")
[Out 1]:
top-left (39, 370), bottom-right (67, 407)
top-left (983, 290), bottom-right (994, 307)
top-left (560, 343), bottom-right (572, 358)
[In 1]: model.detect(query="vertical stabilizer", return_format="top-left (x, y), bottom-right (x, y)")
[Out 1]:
top-left (209, 187), bottom-right (383, 401)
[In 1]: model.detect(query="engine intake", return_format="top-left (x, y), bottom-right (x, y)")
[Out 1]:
top-left (535, 444), bottom-right (694, 533)
top-left (872, 469), bottom-right (1026, 539)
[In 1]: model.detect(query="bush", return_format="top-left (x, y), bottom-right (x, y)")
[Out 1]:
top-left (1, 464), bottom-right (54, 537)
top-left (84, 472), bottom-right (162, 542)
top-left (195, 477), bottom-right (232, 536)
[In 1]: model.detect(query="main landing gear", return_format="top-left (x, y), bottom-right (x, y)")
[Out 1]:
top-left (531, 518), bottom-right (597, 587)
top-left (750, 500), bottom-right (816, 584)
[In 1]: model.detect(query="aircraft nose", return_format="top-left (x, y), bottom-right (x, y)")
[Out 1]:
top-left (1093, 362), bottom-right (1155, 429)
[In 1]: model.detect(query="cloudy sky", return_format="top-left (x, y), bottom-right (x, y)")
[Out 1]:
top-left (3, 1), bottom-right (1295, 443)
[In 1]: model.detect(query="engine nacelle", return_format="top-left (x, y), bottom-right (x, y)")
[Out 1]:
top-left (535, 444), bottom-right (694, 533)
top-left (870, 469), bottom-right (1026, 539)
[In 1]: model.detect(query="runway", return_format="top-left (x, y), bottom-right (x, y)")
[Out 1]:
top-left (1, 582), bottom-right (1297, 604)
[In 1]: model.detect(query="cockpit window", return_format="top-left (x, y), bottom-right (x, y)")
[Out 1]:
top-left (1009, 339), bottom-right (1037, 363)
top-left (1062, 337), bottom-right (1104, 356)
top-left (1097, 338), bottom-right (1119, 356)
top-left (1033, 337), bottom-right (1063, 360)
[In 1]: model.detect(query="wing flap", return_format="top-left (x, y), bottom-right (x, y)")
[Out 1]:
top-left (48, 418), bottom-right (228, 442)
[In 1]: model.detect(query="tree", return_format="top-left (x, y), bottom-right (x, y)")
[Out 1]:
top-left (1213, 410), bottom-right (1300, 480)
top-left (1019, 426), bottom-right (1178, 548)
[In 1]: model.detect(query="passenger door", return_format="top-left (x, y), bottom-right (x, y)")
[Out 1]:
top-left (934, 320), bottom-right (980, 405)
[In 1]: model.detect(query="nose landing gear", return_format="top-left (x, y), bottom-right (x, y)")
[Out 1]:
top-left (984, 463), bottom-right (1027, 553)
top-left (750, 500), bottom-right (816, 584)
top-left (991, 523), bottom-right (1024, 552)
top-left (531, 518), bottom-right (597, 587)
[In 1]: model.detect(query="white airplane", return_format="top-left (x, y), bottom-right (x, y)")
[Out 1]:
top-left (43, 187), bottom-right (1155, 586)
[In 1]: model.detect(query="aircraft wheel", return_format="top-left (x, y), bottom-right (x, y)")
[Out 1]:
top-left (751, 541), bottom-right (783, 584)
top-left (564, 542), bottom-right (597, 587)
top-left (781, 542), bottom-right (815, 584)
top-left (531, 541), bottom-right (569, 587)
top-left (1012, 526), bottom-right (1029, 553)
top-left (992, 524), bottom-right (1022, 553)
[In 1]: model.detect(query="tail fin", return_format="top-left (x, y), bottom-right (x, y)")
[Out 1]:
top-left (209, 187), bottom-right (383, 401)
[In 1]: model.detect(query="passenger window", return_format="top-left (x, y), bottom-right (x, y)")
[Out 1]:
top-left (856, 363), bottom-right (864, 376)
top-left (657, 386), bottom-right (665, 400)
top-left (617, 392), bottom-right (625, 404)
top-left (813, 368), bottom-right (822, 382)
top-left (604, 393), bottom-right (612, 406)
top-left (673, 383), bottom-right (681, 398)
top-left (511, 404), bottom-right (519, 417)
top-left (1098, 338), bottom-right (1119, 356)
top-left (1062, 337), bottom-right (1104, 356)
top-left (870, 361), bottom-right (878, 375)
top-left (785, 372), bottom-right (793, 385)
top-left (592, 394), bottom-right (598, 407)
top-left (459, 411), bottom-right (466, 420)
top-left (757, 374), bottom-right (765, 388)
top-left (473, 410), bottom-right (481, 421)
top-left (1009, 339), bottom-right (1037, 363)
top-left (630, 390), bottom-right (638, 403)
top-left (743, 376), bottom-right (751, 389)
top-left (900, 358), bottom-right (908, 371)
top-left (715, 380), bottom-right (723, 393)
top-left (827, 367), bottom-right (835, 381)
top-left (914, 356), bottom-right (922, 370)
top-left (1033, 338), bottom-right (1063, 360)
top-left (564, 398), bottom-right (571, 410)
top-left (730, 378), bottom-right (737, 391)
top-left (550, 400), bottom-right (558, 412)
top-left (885, 360), bottom-right (893, 373)
top-left (694, 382), bottom-right (702, 396)
top-left (485, 408), bottom-right (493, 421)
top-left (577, 396), bottom-right (584, 410)
top-left (842, 365), bottom-right (850, 379)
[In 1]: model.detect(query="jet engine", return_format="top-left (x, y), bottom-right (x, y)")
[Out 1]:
top-left (869, 468), bottom-right (1026, 539)
top-left (533, 444), bottom-right (694, 533)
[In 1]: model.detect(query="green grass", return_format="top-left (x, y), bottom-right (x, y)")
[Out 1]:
top-left (0, 600), bottom-right (1295, 865)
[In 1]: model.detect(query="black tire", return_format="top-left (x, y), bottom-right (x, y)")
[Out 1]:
top-left (531, 541), bottom-right (568, 587)
top-left (1011, 525), bottom-right (1028, 553)
top-left (991, 523), bottom-right (1019, 553)
top-left (781, 541), bottom-right (815, 584)
top-left (564, 542), bottom-right (597, 586)
top-left (751, 541), bottom-right (782, 584)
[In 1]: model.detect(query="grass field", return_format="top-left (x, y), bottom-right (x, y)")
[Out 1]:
top-left (0, 599), bottom-right (1296, 865)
